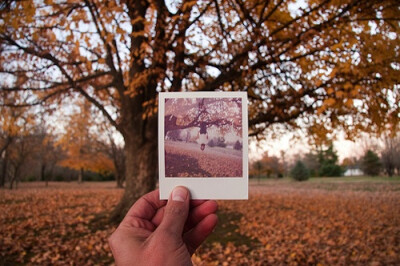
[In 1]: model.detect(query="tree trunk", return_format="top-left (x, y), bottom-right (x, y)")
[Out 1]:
top-left (78, 167), bottom-right (83, 183)
top-left (0, 151), bottom-right (8, 188)
top-left (116, 171), bottom-right (125, 188)
top-left (9, 169), bottom-right (17, 189)
top-left (114, 149), bottom-right (126, 188)
top-left (110, 136), bottom-right (158, 222)
top-left (110, 94), bottom-right (159, 222)
top-left (41, 163), bottom-right (46, 182)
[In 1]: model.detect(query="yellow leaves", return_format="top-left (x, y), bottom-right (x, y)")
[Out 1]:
top-left (98, 58), bottom-right (106, 64)
top-left (165, 142), bottom-right (242, 177)
top-left (0, 187), bottom-right (121, 265)
top-left (2, 181), bottom-right (400, 265)
top-left (326, 88), bottom-right (334, 95)
top-left (182, 0), bottom-right (196, 12)
top-left (335, 90), bottom-right (344, 98)
top-left (343, 82), bottom-right (352, 90)
top-left (131, 31), bottom-right (145, 38)
top-left (116, 27), bottom-right (125, 35)
top-left (331, 42), bottom-right (343, 51)
top-left (323, 98), bottom-right (336, 107)
top-left (87, 60), bottom-right (92, 72)
top-left (48, 30), bottom-right (57, 42)
top-left (66, 33), bottom-right (74, 43)
top-left (350, 85), bottom-right (361, 97)
top-left (345, 99), bottom-right (353, 108)
top-left (195, 181), bottom-right (400, 265)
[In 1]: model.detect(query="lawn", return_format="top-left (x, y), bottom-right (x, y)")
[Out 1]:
top-left (1, 179), bottom-right (399, 265)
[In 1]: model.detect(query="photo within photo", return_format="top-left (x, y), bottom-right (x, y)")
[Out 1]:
top-left (164, 97), bottom-right (243, 177)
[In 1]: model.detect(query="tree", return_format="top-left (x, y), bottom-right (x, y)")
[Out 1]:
top-left (95, 121), bottom-right (126, 188)
top-left (361, 150), bottom-right (381, 176)
top-left (303, 151), bottom-right (320, 177)
top-left (291, 161), bottom-right (310, 181)
top-left (250, 152), bottom-right (283, 179)
top-left (0, 95), bottom-right (36, 188)
top-left (317, 145), bottom-right (343, 177)
top-left (234, 140), bottom-right (242, 151)
top-left (381, 133), bottom-right (400, 177)
top-left (1, 0), bottom-right (399, 220)
top-left (57, 100), bottom-right (114, 183)
top-left (164, 98), bottom-right (243, 137)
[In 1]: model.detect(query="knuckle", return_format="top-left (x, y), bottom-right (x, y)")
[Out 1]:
top-left (166, 204), bottom-right (186, 216)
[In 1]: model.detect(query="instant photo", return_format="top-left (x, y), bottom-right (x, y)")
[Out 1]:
top-left (159, 92), bottom-right (248, 199)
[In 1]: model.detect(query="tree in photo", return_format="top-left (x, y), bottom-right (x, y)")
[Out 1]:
top-left (1, 0), bottom-right (399, 219)
top-left (165, 97), bottom-right (242, 151)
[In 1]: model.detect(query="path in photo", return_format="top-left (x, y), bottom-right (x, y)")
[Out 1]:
top-left (165, 140), bottom-right (242, 177)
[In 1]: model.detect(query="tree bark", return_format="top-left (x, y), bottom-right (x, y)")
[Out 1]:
top-left (0, 153), bottom-right (8, 188)
top-left (9, 167), bottom-right (18, 189)
top-left (41, 163), bottom-right (46, 182)
top-left (110, 100), bottom-right (158, 222)
top-left (78, 167), bottom-right (83, 183)
top-left (110, 136), bottom-right (157, 222)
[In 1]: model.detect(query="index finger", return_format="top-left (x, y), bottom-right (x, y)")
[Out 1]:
top-left (124, 189), bottom-right (167, 221)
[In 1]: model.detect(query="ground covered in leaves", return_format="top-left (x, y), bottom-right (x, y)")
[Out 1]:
top-left (1, 179), bottom-right (400, 265)
top-left (165, 141), bottom-right (242, 177)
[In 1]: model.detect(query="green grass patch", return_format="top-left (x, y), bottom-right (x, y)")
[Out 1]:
top-left (308, 176), bottom-right (400, 183)
top-left (249, 176), bottom-right (400, 192)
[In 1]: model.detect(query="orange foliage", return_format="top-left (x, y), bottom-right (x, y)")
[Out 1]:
top-left (1, 182), bottom-right (399, 265)
top-left (195, 184), bottom-right (400, 265)
top-left (0, 184), bottom-right (122, 265)
top-left (57, 100), bottom-right (114, 174)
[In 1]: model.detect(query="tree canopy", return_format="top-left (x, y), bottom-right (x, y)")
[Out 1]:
top-left (1, 0), bottom-right (399, 219)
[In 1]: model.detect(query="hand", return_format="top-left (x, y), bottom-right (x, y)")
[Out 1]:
top-left (108, 187), bottom-right (218, 266)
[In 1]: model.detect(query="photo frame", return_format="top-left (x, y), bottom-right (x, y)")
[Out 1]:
top-left (158, 91), bottom-right (248, 199)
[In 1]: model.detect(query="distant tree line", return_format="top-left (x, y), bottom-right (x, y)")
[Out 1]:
top-left (250, 133), bottom-right (400, 181)
top-left (0, 103), bottom-right (125, 189)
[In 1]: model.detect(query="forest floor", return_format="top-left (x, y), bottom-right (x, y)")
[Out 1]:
top-left (165, 140), bottom-right (242, 177)
top-left (0, 179), bottom-right (399, 265)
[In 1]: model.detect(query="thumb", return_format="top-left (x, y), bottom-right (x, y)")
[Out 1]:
top-left (158, 186), bottom-right (190, 236)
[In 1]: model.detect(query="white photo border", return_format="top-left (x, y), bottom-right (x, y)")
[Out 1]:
top-left (158, 91), bottom-right (248, 200)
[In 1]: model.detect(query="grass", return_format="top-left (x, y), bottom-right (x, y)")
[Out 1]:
top-left (250, 175), bottom-right (400, 184)
top-left (249, 176), bottom-right (400, 192)
top-left (308, 176), bottom-right (400, 183)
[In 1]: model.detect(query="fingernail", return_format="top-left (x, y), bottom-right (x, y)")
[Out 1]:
top-left (172, 187), bottom-right (188, 202)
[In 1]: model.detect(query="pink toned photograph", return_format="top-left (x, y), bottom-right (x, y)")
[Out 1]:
top-left (164, 97), bottom-right (243, 177)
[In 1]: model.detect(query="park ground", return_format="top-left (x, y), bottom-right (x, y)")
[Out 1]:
top-left (165, 140), bottom-right (242, 177)
top-left (1, 177), bottom-right (399, 265)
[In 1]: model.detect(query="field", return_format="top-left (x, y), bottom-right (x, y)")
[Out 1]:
top-left (1, 178), bottom-right (400, 265)
top-left (165, 140), bottom-right (242, 177)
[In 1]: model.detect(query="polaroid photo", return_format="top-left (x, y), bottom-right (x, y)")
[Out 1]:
top-left (158, 91), bottom-right (248, 200)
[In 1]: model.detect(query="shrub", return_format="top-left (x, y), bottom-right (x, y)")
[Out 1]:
top-left (319, 164), bottom-right (343, 177)
top-left (234, 140), bottom-right (243, 150)
top-left (291, 161), bottom-right (310, 181)
top-left (216, 137), bottom-right (226, 148)
top-left (207, 139), bottom-right (215, 147)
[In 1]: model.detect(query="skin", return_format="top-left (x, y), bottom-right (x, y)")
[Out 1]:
top-left (109, 187), bottom-right (218, 266)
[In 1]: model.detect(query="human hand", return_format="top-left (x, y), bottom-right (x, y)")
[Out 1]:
top-left (108, 187), bottom-right (218, 266)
